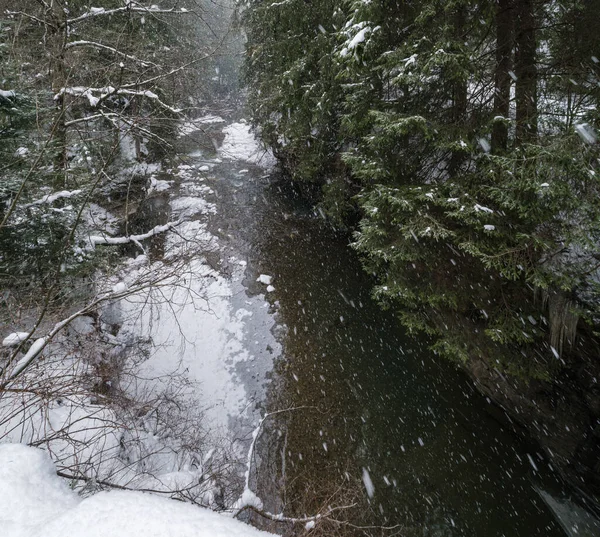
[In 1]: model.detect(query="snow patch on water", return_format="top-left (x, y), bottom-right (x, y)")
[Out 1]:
top-left (219, 122), bottom-right (276, 167)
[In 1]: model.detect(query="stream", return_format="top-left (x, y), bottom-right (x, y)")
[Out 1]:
top-left (163, 119), bottom-right (600, 536)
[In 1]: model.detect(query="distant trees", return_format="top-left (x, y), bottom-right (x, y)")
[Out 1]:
top-left (243, 0), bottom-right (600, 375)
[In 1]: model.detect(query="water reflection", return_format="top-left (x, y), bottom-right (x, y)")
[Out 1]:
top-left (209, 159), bottom-right (597, 536)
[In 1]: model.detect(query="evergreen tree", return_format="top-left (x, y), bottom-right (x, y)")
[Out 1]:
top-left (243, 0), bottom-right (600, 376)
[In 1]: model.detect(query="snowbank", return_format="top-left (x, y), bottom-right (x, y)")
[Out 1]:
top-left (219, 122), bottom-right (276, 167)
top-left (0, 443), bottom-right (274, 537)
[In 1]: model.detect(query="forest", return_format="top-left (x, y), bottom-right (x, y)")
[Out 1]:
top-left (244, 0), bottom-right (600, 374)
top-left (242, 0), bottom-right (600, 515)
top-left (2, 0), bottom-right (600, 536)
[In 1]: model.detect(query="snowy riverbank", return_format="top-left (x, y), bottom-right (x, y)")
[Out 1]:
top-left (0, 443), bottom-right (274, 537)
top-left (0, 119), bottom-right (281, 521)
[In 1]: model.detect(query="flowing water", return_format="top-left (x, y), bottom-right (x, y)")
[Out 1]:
top-left (178, 122), bottom-right (599, 536)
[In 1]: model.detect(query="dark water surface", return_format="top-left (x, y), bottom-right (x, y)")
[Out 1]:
top-left (199, 141), bottom-right (593, 536)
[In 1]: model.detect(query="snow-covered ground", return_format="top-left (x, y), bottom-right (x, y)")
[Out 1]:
top-left (0, 120), bottom-right (281, 523)
top-left (119, 120), bottom-right (279, 434)
top-left (0, 443), bottom-right (273, 537)
top-left (220, 121), bottom-right (276, 167)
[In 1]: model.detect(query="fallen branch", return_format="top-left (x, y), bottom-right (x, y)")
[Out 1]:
top-left (56, 470), bottom-right (206, 502)
top-left (89, 221), bottom-right (181, 248)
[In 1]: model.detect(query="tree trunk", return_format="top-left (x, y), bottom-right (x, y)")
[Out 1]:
top-left (491, 0), bottom-right (513, 153)
top-left (48, 10), bottom-right (68, 180)
top-left (452, 5), bottom-right (468, 125)
top-left (449, 3), bottom-right (468, 176)
top-left (514, 0), bottom-right (537, 144)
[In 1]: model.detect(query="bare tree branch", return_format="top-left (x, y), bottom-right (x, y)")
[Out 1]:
top-left (65, 41), bottom-right (159, 68)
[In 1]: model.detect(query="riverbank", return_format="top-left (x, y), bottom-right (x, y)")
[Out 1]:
top-left (194, 121), bottom-right (600, 535)
top-left (465, 349), bottom-right (600, 516)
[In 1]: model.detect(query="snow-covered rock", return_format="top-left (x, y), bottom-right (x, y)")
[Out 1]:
top-left (256, 274), bottom-right (273, 285)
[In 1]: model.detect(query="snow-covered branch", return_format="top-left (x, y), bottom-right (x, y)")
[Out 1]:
top-left (26, 190), bottom-right (82, 207)
top-left (118, 89), bottom-right (182, 114)
top-left (89, 221), bottom-right (181, 248)
top-left (2, 283), bottom-right (137, 382)
top-left (55, 86), bottom-right (182, 114)
top-left (65, 41), bottom-right (158, 68)
top-left (230, 406), bottom-right (401, 530)
top-left (0, 89), bottom-right (16, 100)
top-left (232, 407), bottom-right (320, 518)
top-left (67, 5), bottom-right (192, 26)
top-left (64, 113), bottom-right (119, 127)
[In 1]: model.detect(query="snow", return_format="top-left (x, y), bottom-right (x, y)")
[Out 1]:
top-left (178, 115), bottom-right (225, 137)
top-left (89, 222), bottom-right (177, 247)
top-left (123, 258), bottom-right (257, 430)
top-left (403, 53), bottom-right (418, 67)
top-left (257, 274), bottom-right (273, 285)
top-left (30, 189), bottom-right (82, 206)
top-left (483, 225), bottom-right (495, 231)
top-left (235, 488), bottom-right (264, 511)
top-left (85, 204), bottom-right (119, 235)
top-left (0, 89), bottom-right (16, 99)
top-left (0, 444), bottom-right (78, 533)
top-left (478, 137), bottom-right (491, 153)
top-left (527, 453), bottom-right (539, 472)
top-left (2, 332), bottom-right (30, 347)
top-left (148, 176), bottom-right (172, 194)
top-left (10, 337), bottom-right (48, 378)
top-left (474, 204), bottom-right (494, 214)
top-left (219, 122), bottom-right (275, 167)
top-left (119, 152), bottom-right (279, 434)
top-left (575, 123), bottom-right (597, 144)
top-left (348, 27), bottom-right (368, 50)
top-left (170, 196), bottom-right (216, 218)
top-left (112, 281), bottom-right (128, 294)
top-left (1, 121), bottom-right (280, 527)
top-left (361, 467), bottom-right (375, 499)
top-left (0, 443), bottom-right (274, 537)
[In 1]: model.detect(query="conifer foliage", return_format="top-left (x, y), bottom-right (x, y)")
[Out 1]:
top-left (242, 0), bottom-right (600, 375)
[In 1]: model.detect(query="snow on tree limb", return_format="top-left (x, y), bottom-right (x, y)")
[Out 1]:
top-left (0, 89), bottom-right (16, 100)
top-left (64, 113), bottom-right (119, 127)
top-left (55, 86), bottom-right (182, 114)
top-left (65, 41), bottom-right (158, 68)
top-left (27, 190), bottom-right (83, 207)
top-left (88, 221), bottom-right (181, 248)
top-left (2, 283), bottom-right (141, 383)
top-left (67, 5), bottom-right (193, 26)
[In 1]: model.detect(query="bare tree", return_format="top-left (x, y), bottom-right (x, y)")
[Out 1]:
top-left (0, 0), bottom-right (243, 509)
